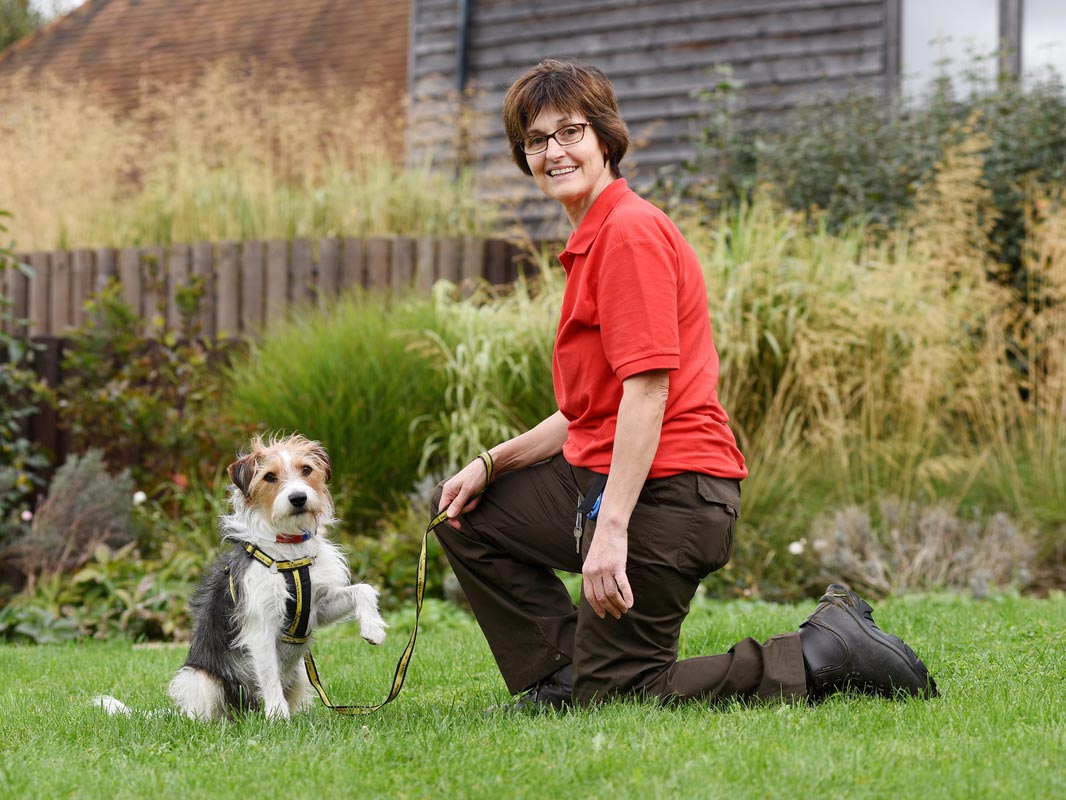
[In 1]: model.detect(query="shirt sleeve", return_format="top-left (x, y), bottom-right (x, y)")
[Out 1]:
top-left (596, 234), bottom-right (681, 381)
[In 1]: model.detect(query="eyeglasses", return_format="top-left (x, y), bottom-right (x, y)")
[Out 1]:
top-left (518, 122), bottom-right (591, 155)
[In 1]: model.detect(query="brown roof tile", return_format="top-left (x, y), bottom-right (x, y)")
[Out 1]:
top-left (0, 0), bottom-right (408, 107)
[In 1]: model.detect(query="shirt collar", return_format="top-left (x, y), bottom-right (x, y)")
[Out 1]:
top-left (562, 178), bottom-right (631, 256)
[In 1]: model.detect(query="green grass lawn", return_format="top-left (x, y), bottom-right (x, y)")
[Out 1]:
top-left (1, 592), bottom-right (1063, 800)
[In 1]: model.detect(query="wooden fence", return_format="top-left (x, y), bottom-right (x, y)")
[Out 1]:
top-left (2, 235), bottom-right (539, 337)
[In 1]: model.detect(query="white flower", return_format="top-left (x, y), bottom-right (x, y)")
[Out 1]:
top-left (20, 510), bottom-right (32, 523)
top-left (132, 491), bottom-right (148, 507)
top-left (788, 539), bottom-right (806, 556)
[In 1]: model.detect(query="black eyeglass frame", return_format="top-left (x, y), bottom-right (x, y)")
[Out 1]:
top-left (518, 122), bottom-right (591, 155)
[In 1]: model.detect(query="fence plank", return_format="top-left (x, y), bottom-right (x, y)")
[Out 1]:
top-left (438, 237), bottom-right (460, 283)
top-left (241, 241), bottom-right (265, 331)
top-left (416, 237), bottom-right (436, 294)
top-left (118, 247), bottom-right (142, 317)
top-left (94, 248), bottom-right (116, 295)
top-left (266, 240), bottom-right (289, 323)
top-left (341, 237), bottom-right (365, 291)
top-left (192, 241), bottom-right (215, 338)
top-left (141, 247), bottom-right (163, 332)
top-left (70, 250), bottom-right (93, 328)
top-left (486, 239), bottom-right (518, 285)
top-left (318, 237), bottom-right (340, 302)
top-left (4, 255), bottom-right (30, 336)
top-left (28, 336), bottom-right (65, 463)
top-left (50, 251), bottom-right (72, 333)
top-left (167, 244), bottom-right (191, 330)
top-left (217, 241), bottom-right (240, 336)
top-left (391, 237), bottom-right (415, 293)
top-left (461, 237), bottom-right (485, 288)
top-left (291, 238), bottom-right (313, 306)
top-left (365, 237), bottom-right (391, 289)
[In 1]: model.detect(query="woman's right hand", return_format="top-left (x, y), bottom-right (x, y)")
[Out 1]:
top-left (437, 456), bottom-right (493, 529)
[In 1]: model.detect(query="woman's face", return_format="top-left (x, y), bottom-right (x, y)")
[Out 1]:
top-left (525, 107), bottom-right (614, 228)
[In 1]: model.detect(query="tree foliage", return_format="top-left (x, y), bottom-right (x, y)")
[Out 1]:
top-left (0, 0), bottom-right (44, 52)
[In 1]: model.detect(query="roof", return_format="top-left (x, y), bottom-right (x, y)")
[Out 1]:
top-left (0, 0), bottom-right (409, 106)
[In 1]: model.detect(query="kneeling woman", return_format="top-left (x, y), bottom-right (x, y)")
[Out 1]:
top-left (433, 59), bottom-right (936, 710)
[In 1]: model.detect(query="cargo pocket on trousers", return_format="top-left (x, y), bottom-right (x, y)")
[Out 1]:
top-left (676, 475), bottom-right (738, 580)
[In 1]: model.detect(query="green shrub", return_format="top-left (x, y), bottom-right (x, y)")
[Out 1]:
top-left (663, 67), bottom-right (1066, 280)
top-left (412, 268), bottom-right (560, 474)
top-left (56, 275), bottom-right (250, 496)
top-left (3, 449), bottom-right (134, 581)
top-left (0, 210), bottom-right (49, 562)
top-left (222, 288), bottom-right (451, 529)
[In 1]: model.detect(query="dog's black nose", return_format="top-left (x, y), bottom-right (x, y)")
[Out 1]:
top-left (288, 491), bottom-right (307, 509)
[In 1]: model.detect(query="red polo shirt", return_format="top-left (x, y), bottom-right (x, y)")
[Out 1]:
top-left (554, 179), bottom-right (747, 480)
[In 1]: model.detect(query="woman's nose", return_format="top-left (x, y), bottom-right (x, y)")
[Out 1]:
top-left (544, 135), bottom-right (567, 157)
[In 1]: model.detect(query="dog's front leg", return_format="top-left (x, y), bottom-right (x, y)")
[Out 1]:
top-left (315, 584), bottom-right (387, 644)
top-left (243, 626), bottom-right (290, 719)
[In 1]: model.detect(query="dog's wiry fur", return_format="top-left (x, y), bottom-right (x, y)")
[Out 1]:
top-left (99, 434), bottom-right (386, 721)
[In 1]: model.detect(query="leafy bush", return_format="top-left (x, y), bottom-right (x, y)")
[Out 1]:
top-left (413, 268), bottom-right (560, 474)
top-left (2, 449), bottom-right (135, 583)
top-left (0, 540), bottom-right (200, 643)
top-left (663, 67), bottom-right (1066, 281)
top-left (0, 210), bottom-right (49, 566)
top-left (223, 288), bottom-right (451, 529)
top-left (56, 274), bottom-right (250, 496)
top-left (803, 500), bottom-right (1036, 599)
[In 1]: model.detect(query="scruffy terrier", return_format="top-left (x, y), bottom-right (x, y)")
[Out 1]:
top-left (98, 434), bottom-right (387, 721)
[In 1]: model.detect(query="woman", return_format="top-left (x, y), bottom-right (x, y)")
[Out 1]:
top-left (434, 60), bottom-right (936, 710)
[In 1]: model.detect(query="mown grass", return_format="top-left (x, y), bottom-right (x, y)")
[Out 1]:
top-left (1, 593), bottom-right (1063, 799)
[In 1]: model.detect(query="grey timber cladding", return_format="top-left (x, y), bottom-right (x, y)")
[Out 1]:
top-left (409, 0), bottom-right (891, 236)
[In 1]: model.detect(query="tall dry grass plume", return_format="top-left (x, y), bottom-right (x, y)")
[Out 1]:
top-left (0, 65), bottom-right (494, 251)
top-left (684, 123), bottom-right (1057, 596)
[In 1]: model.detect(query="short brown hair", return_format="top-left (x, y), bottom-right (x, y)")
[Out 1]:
top-left (502, 59), bottom-right (630, 178)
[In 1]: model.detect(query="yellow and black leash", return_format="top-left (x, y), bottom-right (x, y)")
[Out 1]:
top-left (304, 450), bottom-right (494, 715)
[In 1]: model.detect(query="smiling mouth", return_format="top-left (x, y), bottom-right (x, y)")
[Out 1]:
top-left (548, 166), bottom-right (577, 177)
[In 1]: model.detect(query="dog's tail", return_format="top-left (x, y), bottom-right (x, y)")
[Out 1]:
top-left (92, 695), bottom-right (169, 718)
top-left (92, 695), bottom-right (134, 716)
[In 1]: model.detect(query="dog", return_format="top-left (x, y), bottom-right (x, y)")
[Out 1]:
top-left (97, 433), bottom-right (387, 721)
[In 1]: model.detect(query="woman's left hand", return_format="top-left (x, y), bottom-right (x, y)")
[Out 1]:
top-left (582, 522), bottom-right (634, 619)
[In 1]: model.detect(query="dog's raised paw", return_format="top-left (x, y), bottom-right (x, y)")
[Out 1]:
top-left (360, 617), bottom-right (387, 645)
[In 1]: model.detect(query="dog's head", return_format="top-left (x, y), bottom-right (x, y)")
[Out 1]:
top-left (227, 433), bottom-right (334, 536)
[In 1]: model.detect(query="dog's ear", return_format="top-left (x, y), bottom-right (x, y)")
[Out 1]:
top-left (310, 443), bottom-right (331, 483)
top-left (227, 455), bottom-right (257, 497)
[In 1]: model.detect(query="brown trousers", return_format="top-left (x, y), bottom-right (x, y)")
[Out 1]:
top-left (433, 453), bottom-right (807, 706)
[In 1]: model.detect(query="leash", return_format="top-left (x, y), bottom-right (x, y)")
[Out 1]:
top-left (303, 450), bottom-right (494, 715)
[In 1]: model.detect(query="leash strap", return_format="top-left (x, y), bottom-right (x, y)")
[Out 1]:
top-left (306, 450), bottom-right (494, 715)
top-left (303, 508), bottom-right (449, 715)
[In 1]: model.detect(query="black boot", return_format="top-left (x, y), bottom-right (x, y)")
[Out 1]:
top-left (492, 664), bottom-right (573, 714)
top-left (799, 584), bottom-right (938, 700)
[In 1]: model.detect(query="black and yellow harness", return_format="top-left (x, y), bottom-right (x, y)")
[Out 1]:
top-left (228, 451), bottom-right (493, 715)
top-left (234, 544), bottom-right (314, 645)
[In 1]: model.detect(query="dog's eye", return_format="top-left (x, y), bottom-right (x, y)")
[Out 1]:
top-left (301, 465), bottom-right (313, 477)
top-left (263, 472), bottom-right (277, 483)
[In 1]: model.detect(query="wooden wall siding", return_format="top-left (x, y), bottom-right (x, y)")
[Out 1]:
top-left (2, 237), bottom-right (531, 338)
top-left (409, 0), bottom-right (890, 235)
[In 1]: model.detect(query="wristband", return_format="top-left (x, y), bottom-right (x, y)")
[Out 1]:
top-left (477, 451), bottom-right (494, 486)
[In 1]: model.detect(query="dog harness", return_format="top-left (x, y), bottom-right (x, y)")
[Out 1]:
top-left (227, 544), bottom-right (314, 645)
